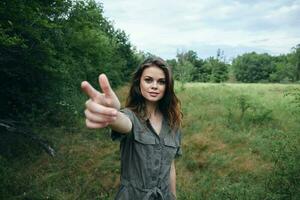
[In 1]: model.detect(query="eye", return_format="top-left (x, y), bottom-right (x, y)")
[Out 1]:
top-left (158, 79), bottom-right (166, 85)
top-left (144, 77), bottom-right (153, 83)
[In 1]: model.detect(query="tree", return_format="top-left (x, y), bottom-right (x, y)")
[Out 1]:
top-left (203, 57), bottom-right (229, 83)
top-left (0, 0), bottom-right (138, 125)
top-left (0, 0), bottom-right (72, 121)
top-left (269, 55), bottom-right (295, 82)
top-left (291, 44), bottom-right (300, 81)
top-left (232, 52), bottom-right (276, 83)
top-left (174, 52), bottom-right (196, 90)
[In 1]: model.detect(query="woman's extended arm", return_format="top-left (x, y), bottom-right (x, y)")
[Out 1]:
top-left (109, 111), bottom-right (132, 133)
top-left (170, 160), bottom-right (177, 198)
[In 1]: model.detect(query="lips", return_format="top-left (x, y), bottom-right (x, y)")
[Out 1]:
top-left (149, 92), bottom-right (159, 97)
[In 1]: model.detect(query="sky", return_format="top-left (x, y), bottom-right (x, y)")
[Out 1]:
top-left (97, 0), bottom-right (300, 61)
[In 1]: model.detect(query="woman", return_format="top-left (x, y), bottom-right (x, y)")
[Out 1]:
top-left (81, 57), bottom-right (182, 200)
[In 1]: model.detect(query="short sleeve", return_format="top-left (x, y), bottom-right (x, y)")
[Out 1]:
top-left (111, 108), bottom-right (134, 141)
top-left (175, 129), bottom-right (182, 158)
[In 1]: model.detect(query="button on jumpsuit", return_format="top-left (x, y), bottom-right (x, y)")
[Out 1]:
top-left (111, 108), bottom-right (182, 200)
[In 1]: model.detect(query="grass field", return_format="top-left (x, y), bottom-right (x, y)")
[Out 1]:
top-left (1, 83), bottom-right (299, 200)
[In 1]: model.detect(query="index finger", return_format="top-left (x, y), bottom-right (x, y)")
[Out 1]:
top-left (99, 74), bottom-right (113, 97)
top-left (81, 81), bottom-right (100, 100)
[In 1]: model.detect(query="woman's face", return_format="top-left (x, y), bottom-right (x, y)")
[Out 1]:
top-left (140, 65), bottom-right (166, 103)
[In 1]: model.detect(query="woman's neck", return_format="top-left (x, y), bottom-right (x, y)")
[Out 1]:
top-left (145, 101), bottom-right (160, 118)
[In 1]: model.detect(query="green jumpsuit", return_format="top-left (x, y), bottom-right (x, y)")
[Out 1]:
top-left (111, 108), bottom-right (182, 200)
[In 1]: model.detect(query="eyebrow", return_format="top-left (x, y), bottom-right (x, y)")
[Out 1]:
top-left (144, 76), bottom-right (165, 80)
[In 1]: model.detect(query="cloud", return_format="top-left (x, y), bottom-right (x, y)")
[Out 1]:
top-left (98, 0), bottom-right (300, 59)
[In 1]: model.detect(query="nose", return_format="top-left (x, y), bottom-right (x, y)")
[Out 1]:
top-left (151, 81), bottom-right (158, 89)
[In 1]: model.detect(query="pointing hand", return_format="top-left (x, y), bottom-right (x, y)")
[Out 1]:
top-left (81, 74), bottom-right (121, 128)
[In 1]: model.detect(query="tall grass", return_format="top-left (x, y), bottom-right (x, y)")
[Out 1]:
top-left (1, 83), bottom-right (299, 199)
top-left (176, 83), bottom-right (300, 200)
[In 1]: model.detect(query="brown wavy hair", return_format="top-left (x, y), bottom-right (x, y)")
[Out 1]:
top-left (125, 57), bottom-right (182, 130)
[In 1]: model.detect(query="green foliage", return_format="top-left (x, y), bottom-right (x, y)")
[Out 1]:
top-left (203, 57), bottom-right (229, 83)
top-left (237, 95), bottom-right (251, 119)
top-left (290, 44), bottom-right (300, 81)
top-left (1, 0), bottom-right (69, 120)
top-left (232, 52), bottom-right (276, 83)
top-left (265, 132), bottom-right (300, 200)
top-left (269, 55), bottom-right (296, 82)
top-left (225, 94), bottom-right (274, 131)
top-left (176, 50), bottom-right (206, 82)
top-left (0, 0), bottom-right (138, 126)
top-left (284, 87), bottom-right (300, 121)
top-left (170, 46), bottom-right (299, 84)
top-left (232, 45), bottom-right (300, 83)
top-left (169, 50), bottom-right (228, 84)
top-left (177, 83), bottom-right (300, 200)
top-left (174, 56), bottom-right (196, 90)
